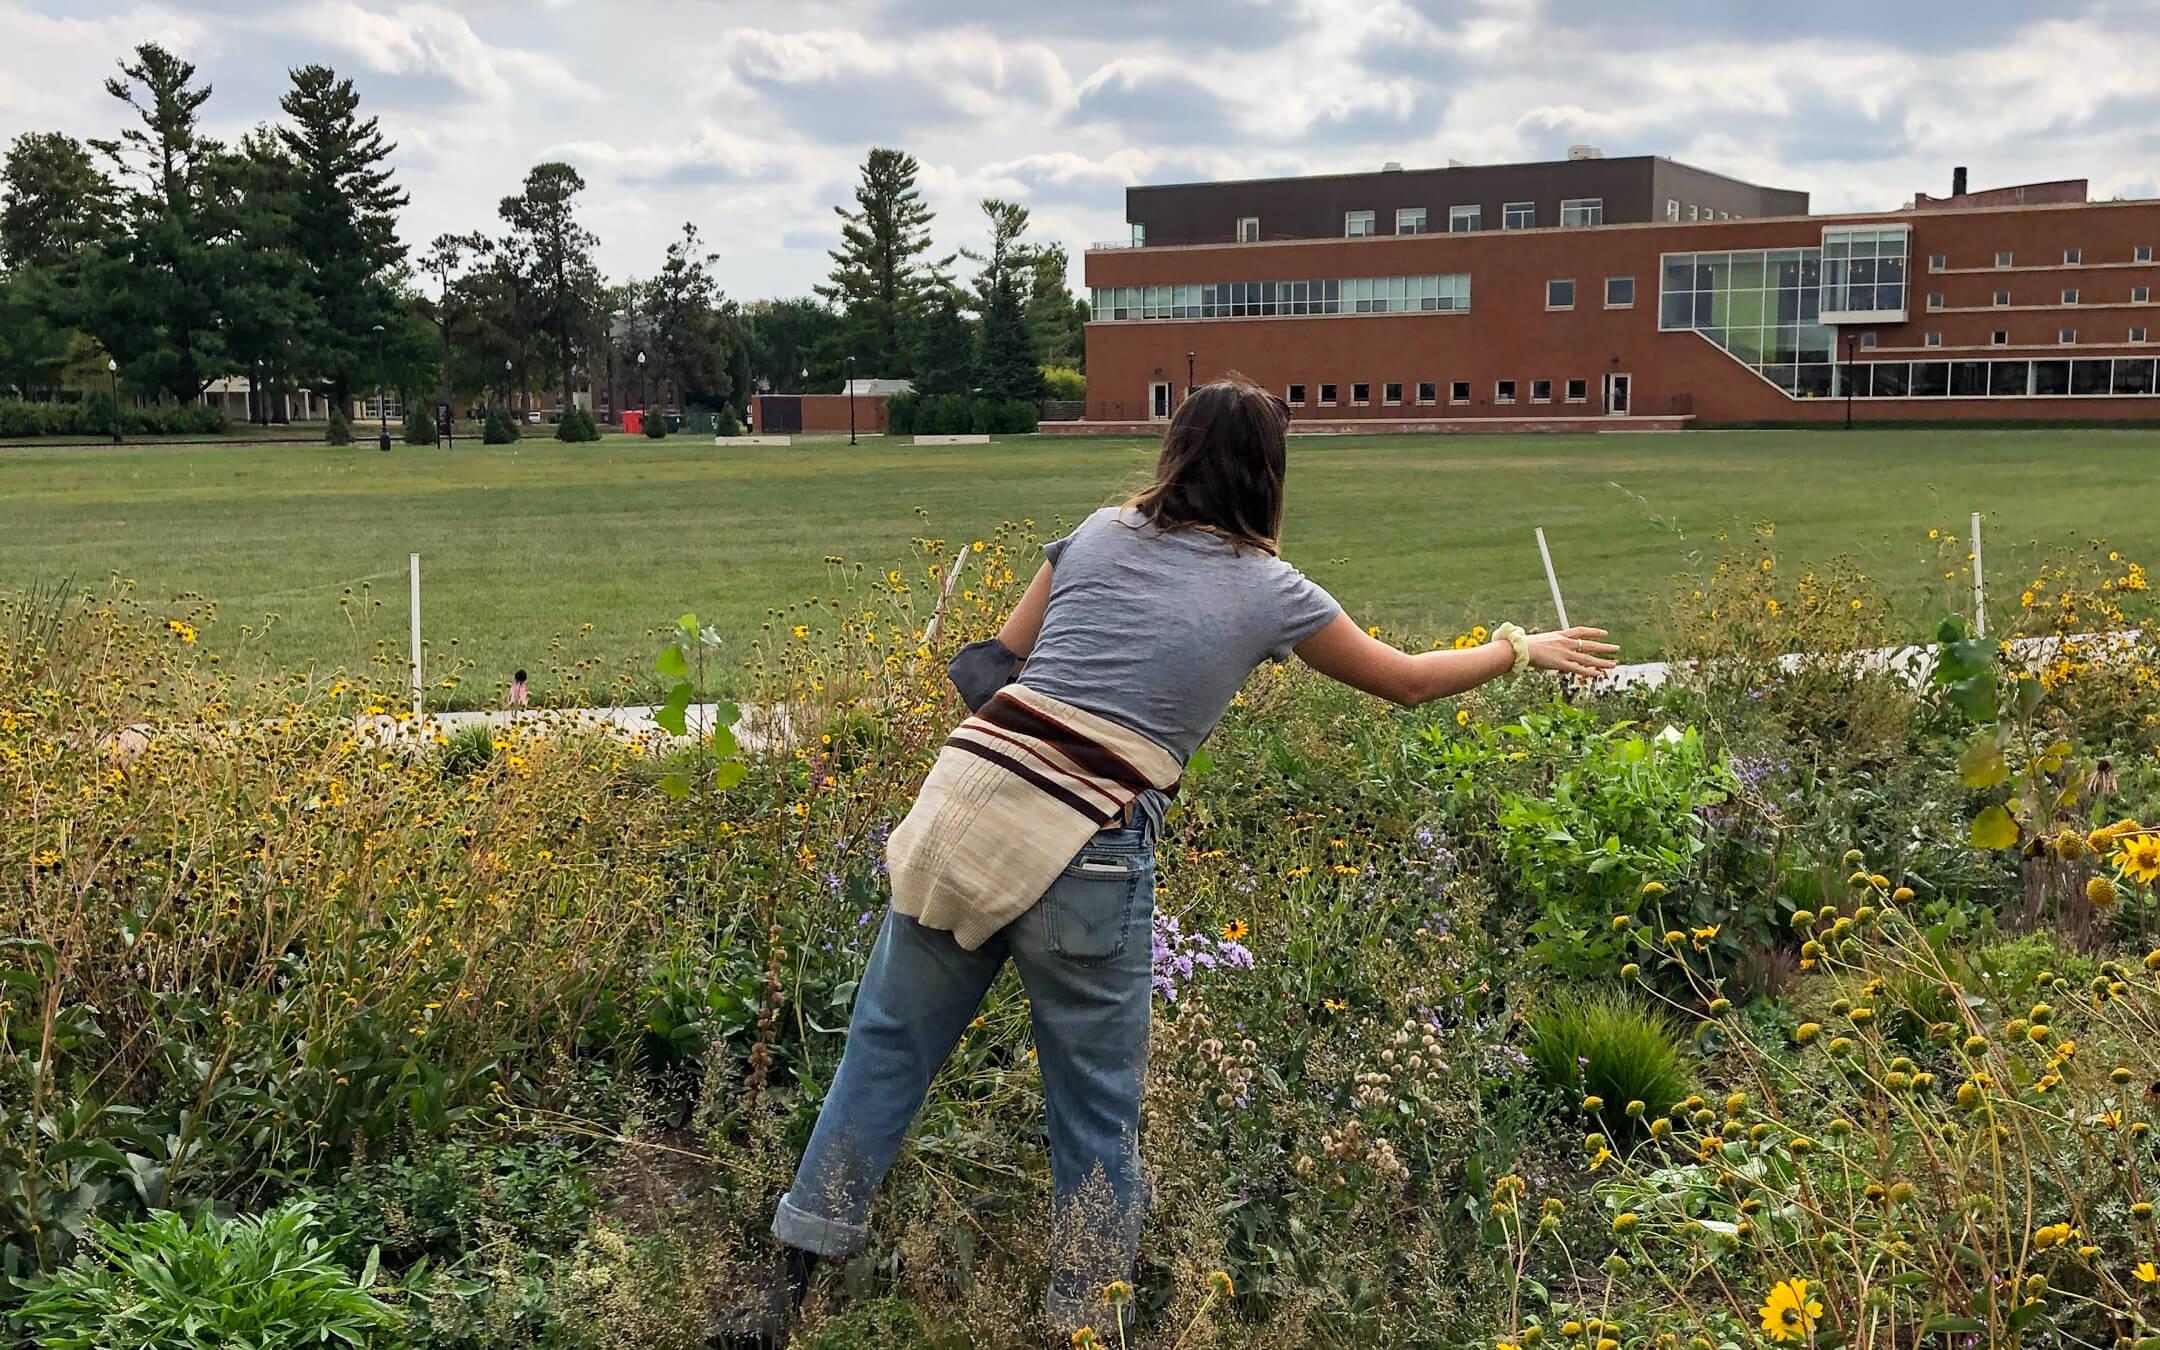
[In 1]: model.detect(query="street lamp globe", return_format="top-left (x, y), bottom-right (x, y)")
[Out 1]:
top-left (107, 358), bottom-right (117, 373)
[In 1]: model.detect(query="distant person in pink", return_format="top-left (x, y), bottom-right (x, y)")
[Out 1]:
top-left (508, 669), bottom-right (529, 708)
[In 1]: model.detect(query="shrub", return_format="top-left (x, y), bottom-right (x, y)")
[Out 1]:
top-left (1525, 990), bottom-right (1692, 1138)
top-left (556, 406), bottom-right (601, 443)
top-left (325, 408), bottom-right (353, 445)
top-left (716, 406), bottom-right (743, 437)
top-left (884, 390), bottom-right (918, 435)
top-left (482, 404), bottom-right (520, 443)
top-left (641, 408), bottom-right (669, 439)
top-left (15, 1201), bottom-right (398, 1350)
top-left (0, 397), bottom-right (227, 438)
top-left (403, 402), bottom-right (436, 445)
top-left (1040, 365), bottom-right (1086, 400)
top-left (437, 723), bottom-right (495, 778)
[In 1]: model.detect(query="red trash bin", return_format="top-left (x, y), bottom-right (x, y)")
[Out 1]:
top-left (622, 410), bottom-right (644, 436)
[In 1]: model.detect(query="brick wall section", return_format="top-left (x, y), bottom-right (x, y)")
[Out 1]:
top-left (1084, 201), bottom-right (2160, 427)
top-left (753, 394), bottom-right (889, 434)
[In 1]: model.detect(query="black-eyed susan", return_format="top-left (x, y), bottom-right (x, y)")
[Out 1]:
top-left (1758, 1279), bottom-right (1822, 1343)
top-left (1222, 919), bottom-right (1248, 942)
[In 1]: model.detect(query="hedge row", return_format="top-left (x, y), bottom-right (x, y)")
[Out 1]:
top-left (0, 398), bottom-right (228, 438)
top-left (885, 393), bottom-right (1038, 436)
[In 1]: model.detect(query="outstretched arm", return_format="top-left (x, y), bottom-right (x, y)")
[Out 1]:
top-left (996, 563), bottom-right (1054, 659)
top-left (1293, 613), bottom-right (1617, 707)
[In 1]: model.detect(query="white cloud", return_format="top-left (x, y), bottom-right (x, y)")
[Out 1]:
top-left (278, 1), bottom-right (600, 105)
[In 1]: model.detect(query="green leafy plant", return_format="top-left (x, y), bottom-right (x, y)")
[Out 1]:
top-left (15, 1201), bottom-right (397, 1349)
top-left (325, 408), bottom-right (353, 446)
top-left (653, 611), bottom-right (744, 798)
top-left (1525, 990), bottom-right (1692, 1138)
top-left (641, 408), bottom-right (669, 439)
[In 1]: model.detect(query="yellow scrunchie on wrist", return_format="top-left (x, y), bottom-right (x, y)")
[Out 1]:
top-left (1493, 622), bottom-right (1530, 674)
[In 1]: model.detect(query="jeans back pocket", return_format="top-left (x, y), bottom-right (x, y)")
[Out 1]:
top-left (1046, 847), bottom-right (1150, 965)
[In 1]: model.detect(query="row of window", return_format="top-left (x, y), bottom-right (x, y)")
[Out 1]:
top-left (1090, 274), bottom-right (1471, 321)
top-left (1927, 245), bottom-right (2155, 270)
top-left (1912, 327), bottom-right (2151, 347)
top-left (1840, 358), bottom-right (2160, 399)
top-left (1544, 276), bottom-right (1637, 309)
top-left (1926, 284), bottom-right (2153, 308)
top-left (1665, 199), bottom-right (1745, 223)
top-left (1283, 378), bottom-right (1594, 408)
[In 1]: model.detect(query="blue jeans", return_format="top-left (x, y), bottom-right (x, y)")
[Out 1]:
top-left (773, 820), bottom-right (1156, 1326)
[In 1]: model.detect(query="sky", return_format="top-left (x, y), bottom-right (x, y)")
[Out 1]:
top-left (3, 0), bottom-right (2158, 301)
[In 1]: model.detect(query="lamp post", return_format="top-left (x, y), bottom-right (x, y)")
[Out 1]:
top-left (371, 324), bottom-right (390, 452)
top-left (799, 366), bottom-right (808, 391)
top-left (107, 358), bottom-right (121, 444)
top-left (638, 351), bottom-right (647, 420)
top-left (1842, 330), bottom-right (1857, 431)
top-left (1186, 350), bottom-right (1195, 401)
top-left (845, 354), bottom-right (857, 446)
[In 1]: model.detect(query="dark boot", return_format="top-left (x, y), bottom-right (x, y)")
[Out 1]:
top-left (707, 1246), bottom-right (819, 1349)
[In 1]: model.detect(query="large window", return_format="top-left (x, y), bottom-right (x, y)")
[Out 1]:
top-left (1396, 208), bottom-right (1428, 235)
top-left (1503, 201), bottom-right (1535, 230)
top-left (1560, 198), bottom-right (1604, 228)
top-left (1345, 211), bottom-right (1376, 237)
top-left (1821, 225), bottom-right (1909, 320)
top-left (1837, 356), bottom-right (2160, 399)
top-left (1658, 246), bottom-right (1834, 395)
top-left (1546, 278), bottom-right (1576, 309)
top-left (1090, 273), bottom-right (1471, 322)
top-left (1606, 276), bottom-right (1635, 308)
top-left (1450, 204), bottom-right (1481, 232)
top-left (1131, 223), bottom-right (1146, 247)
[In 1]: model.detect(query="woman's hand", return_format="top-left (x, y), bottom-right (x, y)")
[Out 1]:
top-left (1524, 627), bottom-right (1620, 677)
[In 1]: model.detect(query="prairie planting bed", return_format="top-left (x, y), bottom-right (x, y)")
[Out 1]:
top-left (15, 504), bottom-right (2160, 1345)
top-left (4, 428), bottom-right (2160, 701)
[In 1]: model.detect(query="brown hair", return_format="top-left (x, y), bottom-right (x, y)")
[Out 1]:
top-left (1127, 375), bottom-right (1289, 555)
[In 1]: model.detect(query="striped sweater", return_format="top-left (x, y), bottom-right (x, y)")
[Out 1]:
top-left (885, 684), bottom-right (1183, 950)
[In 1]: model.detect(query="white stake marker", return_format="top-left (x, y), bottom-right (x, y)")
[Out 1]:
top-left (409, 552), bottom-right (423, 718)
top-left (1970, 511), bottom-right (1987, 637)
top-left (1536, 527), bottom-right (1570, 630)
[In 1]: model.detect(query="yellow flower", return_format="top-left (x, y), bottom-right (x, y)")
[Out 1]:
top-left (1587, 1146), bottom-right (1612, 1172)
top-left (2137, 1261), bottom-right (2158, 1283)
top-left (1689, 924), bottom-right (1720, 951)
top-left (1759, 1279), bottom-right (1822, 1343)
top-left (1471, 625), bottom-right (1489, 642)
top-left (2087, 875), bottom-right (2120, 908)
top-left (1222, 919), bottom-right (1249, 942)
top-left (2116, 834), bottom-right (2160, 885)
top-left (1457, 708), bottom-right (1470, 726)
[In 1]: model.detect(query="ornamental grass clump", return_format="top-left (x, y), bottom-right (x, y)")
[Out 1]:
top-left (1525, 991), bottom-right (1692, 1140)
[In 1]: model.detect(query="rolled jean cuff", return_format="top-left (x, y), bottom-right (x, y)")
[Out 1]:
top-left (771, 1193), bottom-right (868, 1258)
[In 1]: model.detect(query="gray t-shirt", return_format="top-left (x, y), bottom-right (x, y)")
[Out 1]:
top-left (1023, 507), bottom-right (1342, 772)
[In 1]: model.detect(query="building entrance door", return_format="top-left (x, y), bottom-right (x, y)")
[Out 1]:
top-left (1604, 373), bottom-right (1631, 415)
top-left (1149, 381), bottom-right (1172, 420)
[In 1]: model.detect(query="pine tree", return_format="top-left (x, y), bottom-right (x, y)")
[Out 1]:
top-left (963, 200), bottom-right (1044, 404)
top-left (0, 133), bottom-right (120, 271)
top-left (910, 288), bottom-right (974, 397)
top-left (500, 162), bottom-right (599, 409)
top-left (1025, 243), bottom-right (1087, 369)
top-left (82, 43), bottom-right (234, 402)
top-left (279, 65), bottom-right (408, 414)
top-left (647, 222), bottom-right (731, 411)
top-left (209, 128), bottom-right (310, 425)
top-left (815, 148), bottom-right (951, 377)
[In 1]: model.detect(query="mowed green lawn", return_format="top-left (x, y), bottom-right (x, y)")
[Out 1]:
top-left (3, 427), bottom-right (2157, 703)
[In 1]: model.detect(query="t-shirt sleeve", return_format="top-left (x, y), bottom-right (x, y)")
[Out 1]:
top-left (1041, 507), bottom-right (1113, 569)
top-left (1265, 562), bottom-right (1344, 660)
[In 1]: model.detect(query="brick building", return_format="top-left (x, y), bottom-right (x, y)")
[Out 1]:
top-left (1075, 158), bottom-right (2160, 430)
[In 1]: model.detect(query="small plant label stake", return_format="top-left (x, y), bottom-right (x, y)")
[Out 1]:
top-left (1970, 510), bottom-right (1987, 637)
top-left (1535, 527), bottom-right (1570, 629)
top-left (408, 552), bottom-right (423, 718)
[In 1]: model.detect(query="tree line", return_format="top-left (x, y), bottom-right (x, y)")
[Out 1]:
top-left (0, 43), bottom-right (1089, 439)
